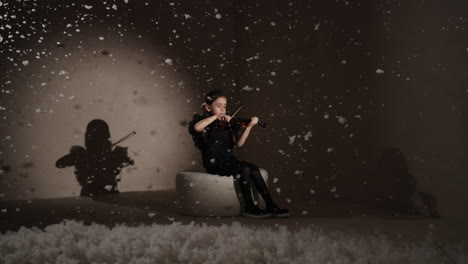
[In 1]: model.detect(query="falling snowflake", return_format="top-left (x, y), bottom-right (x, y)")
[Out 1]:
top-left (165, 58), bottom-right (173, 65)
top-left (148, 212), bottom-right (156, 217)
top-left (376, 69), bottom-right (384, 74)
top-left (273, 178), bottom-right (279, 183)
top-left (337, 116), bottom-right (347, 125)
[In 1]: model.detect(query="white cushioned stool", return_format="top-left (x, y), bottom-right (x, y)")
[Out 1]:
top-left (176, 169), bottom-right (268, 217)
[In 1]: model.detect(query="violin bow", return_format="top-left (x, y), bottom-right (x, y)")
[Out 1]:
top-left (112, 131), bottom-right (136, 147)
top-left (230, 105), bottom-right (243, 119)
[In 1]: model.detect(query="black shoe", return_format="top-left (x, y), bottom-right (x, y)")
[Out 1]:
top-left (242, 207), bottom-right (272, 219)
top-left (266, 206), bottom-right (290, 218)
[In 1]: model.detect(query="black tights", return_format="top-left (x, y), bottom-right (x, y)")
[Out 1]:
top-left (237, 164), bottom-right (276, 210)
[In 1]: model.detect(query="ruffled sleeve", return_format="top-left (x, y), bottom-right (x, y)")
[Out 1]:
top-left (188, 114), bottom-right (207, 150)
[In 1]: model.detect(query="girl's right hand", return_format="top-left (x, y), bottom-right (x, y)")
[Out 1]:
top-left (218, 114), bottom-right (231, 122)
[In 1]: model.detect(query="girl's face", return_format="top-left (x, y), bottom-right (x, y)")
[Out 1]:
top-left (205, 96), bottom-right (227, 117)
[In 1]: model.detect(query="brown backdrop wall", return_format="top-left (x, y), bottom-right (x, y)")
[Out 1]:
top-left (0, 0), bottom-right (467, 220)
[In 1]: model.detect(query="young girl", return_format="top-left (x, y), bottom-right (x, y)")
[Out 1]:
top-left (188, 90), bottom-right (289, 218)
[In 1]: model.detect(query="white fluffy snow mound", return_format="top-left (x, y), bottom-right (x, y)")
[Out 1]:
top-left (0, 220), bottom-right (466, 264)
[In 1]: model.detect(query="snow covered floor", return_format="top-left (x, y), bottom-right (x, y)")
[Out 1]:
top-left (1, 220), bottom-right (467, 264)
top-left (1, 190), bottom-right (467, 263)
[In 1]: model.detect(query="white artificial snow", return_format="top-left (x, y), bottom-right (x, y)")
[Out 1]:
top-left (337, 116), bottom-right (347, 125)
top-left (0, 220), bottom-right (465, 263)
top-left (242, 85), bottom-right (253, 91)
top-left (288, 135), bottom-right (296, 145)
top-left (273, 178), bottom-right (279, 183)
top-left (165, 58), bottom-right (173, 65)
top-left (304, 131), bottom-right (312, 141)
top-left (215, 14), bottom-right (222, 19)
top-left (376, 69), bottom-right (384, 74)
top-left (22, 60), bottom-right (29, 66)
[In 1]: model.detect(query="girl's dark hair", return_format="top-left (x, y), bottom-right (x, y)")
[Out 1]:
top-left (204, 90), bottom-right (225, 106)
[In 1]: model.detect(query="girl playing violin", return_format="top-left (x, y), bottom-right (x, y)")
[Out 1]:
top-left (188, 90), bottom-right (289, 218)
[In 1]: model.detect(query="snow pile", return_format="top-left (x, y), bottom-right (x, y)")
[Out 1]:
top-left (1, 221), bottom-right (466, 263)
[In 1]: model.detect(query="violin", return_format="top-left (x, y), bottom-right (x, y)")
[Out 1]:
top-left (216, 117), bottom-right (268, 130)
top-left (216, 105), bottom-right (268, 130)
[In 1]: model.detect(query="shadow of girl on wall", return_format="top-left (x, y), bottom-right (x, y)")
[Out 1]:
top-left (374, 148), bottom-right (439, 218)
top-left (56, 119), bottom-right (135, 197)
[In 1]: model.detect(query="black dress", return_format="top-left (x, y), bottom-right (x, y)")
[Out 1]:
top-left (188, 114), bottom-right (254, 176)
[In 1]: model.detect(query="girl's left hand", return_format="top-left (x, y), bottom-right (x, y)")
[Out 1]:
top-left (249, 116), bottom-right (259, 127)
